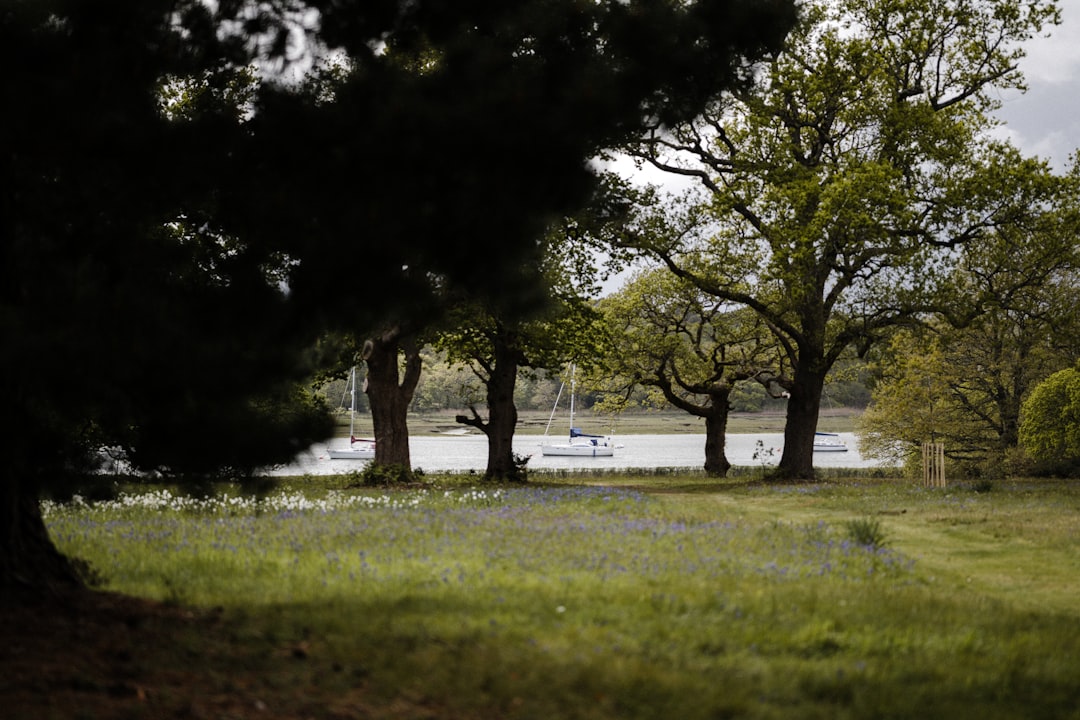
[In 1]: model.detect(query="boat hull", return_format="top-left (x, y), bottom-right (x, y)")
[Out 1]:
top-left (812, 433), bottom-right (848, 452)
top-left (327, 445), bottom-right (375, 460)
top-left (540, 443), bottom-right (615, 457)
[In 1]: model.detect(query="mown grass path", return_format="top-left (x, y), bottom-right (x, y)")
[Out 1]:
top-left (636, 478), bottom-right (1080, 616)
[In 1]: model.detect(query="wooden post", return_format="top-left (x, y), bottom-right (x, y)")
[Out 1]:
top-left (922, 442), bottom-right (945, 487)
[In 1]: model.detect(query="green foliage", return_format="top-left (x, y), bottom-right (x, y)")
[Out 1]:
top-left (359, 463), bottom-right (419, 487)
top-left (408, 348), bottom-right (484, 411)
top-left (1020, 366), bottom-right (1080, 473)
top-left (860, 201), bottom-right (1080, 478)
top-left (859, 330), bottom-right (990, 472)
top-left (730, 381), bottom-right (768, 412)
top-left (615, 0), bottom-right (1063, 478)
top-left (598, 268), bottom-right (782, 413)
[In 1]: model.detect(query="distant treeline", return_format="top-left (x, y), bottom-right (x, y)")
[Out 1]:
top-left (319, 348), bottom-right (870, 415)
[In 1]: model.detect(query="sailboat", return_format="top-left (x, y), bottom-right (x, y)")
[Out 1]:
top-left (327, 366), bottom-right (376, 460)
top-left (813, 432), bottom-right (848, 452)
top-left (540, 366), bottom-right (617, 457)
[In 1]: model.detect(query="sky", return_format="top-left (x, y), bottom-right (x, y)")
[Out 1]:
top-left (991, 0), bottom-right (1080, 171)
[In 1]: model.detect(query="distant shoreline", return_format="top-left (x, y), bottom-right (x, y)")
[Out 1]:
top-left (336, 408), bottom-right (863, 438)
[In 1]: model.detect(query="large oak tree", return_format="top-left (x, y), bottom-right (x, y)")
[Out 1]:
top-left (616, 0), bottom-right (1061, 479)
top-left (438, 219), bottom-right (612, 482)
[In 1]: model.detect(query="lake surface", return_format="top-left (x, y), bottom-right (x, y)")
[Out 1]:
top-left (273, 432), bottom-right (884, 475)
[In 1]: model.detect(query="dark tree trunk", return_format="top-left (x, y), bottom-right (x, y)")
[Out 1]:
top-left (1, 472), bottom-right (83, 599)
top-left (482, 349), bottom-right (521, 481)
top-left (648, 377), bottom-right (734, 479)
top-left (653, 377), bottom-right (734, 478)
top-left (703, 398), bottom-right (732, 477)
top-left (364, 330), bottom-right (421, 472)
top-left (454, 331), bottom-right (525, 481)
top-left (775, 362), bottom-right (826, 480)
top-left (998, 362), bottom-right (1026, 453)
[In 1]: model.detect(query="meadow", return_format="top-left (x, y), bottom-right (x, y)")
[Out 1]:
top-left (38, 473), bottom-right (1080, 719)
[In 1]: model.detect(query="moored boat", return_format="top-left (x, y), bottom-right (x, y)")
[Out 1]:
top-left (539, 365), bottom-right (618, 458)
top-left (328, 366), bottom-right (376, 460)
top-left (813, 432), bottom-right (848, 452)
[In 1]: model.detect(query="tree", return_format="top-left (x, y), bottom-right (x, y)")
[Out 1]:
top-left (3, 0), bottom-right (798, 595)
top-left (860, 194), bottom-right (1080, 476)
top-left (0, 1), bottom-right (339, 596)
top-left (600, 268), bottom-right (782, 476)
top-left (1020, 366), bottom-right (1080, 474)
top-left (615, 0), bottom-right (1061, 479)
top-left (439, 222), bottom-right (609, 482)
top-left (363, 328), bottom-right (423, 473)
top-left (410, 349), bottom-right (483, 412)
top-left (858, 330), bottom-right (985, 473)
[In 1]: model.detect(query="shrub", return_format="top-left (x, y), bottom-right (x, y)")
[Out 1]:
top-left (1019, 366), bottom-right (1080, 474)
top-left (844, 517), bottom-right (888, 550)
top-left (360, 463), bottom-right (417, 486)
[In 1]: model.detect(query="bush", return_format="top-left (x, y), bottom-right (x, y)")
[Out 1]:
top-left (1020, 367), bottom-right (1080, 473)
top-left (359, 463), bottom-right (418, 486)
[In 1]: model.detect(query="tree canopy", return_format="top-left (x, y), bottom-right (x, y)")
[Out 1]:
top-left (599, 268), bottom-right (782, 475)
top-left (222, 0), bottom-right (800, 333)
top-left (3, 0), bottom-right (799, 595)
top-left (859, 175), bottom-right (1080, 476)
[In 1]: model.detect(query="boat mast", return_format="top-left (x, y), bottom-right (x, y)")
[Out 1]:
top-left (542, 378), bottom-right (565, 439)
top-left (568, 364), bottom-right (576, 433)
top-left (348, 366), bottom-right (356, 441)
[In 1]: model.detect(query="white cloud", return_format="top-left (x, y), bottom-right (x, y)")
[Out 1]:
top-left (1015, 0), bottom-right (1080, 85)
top-left (991, 0), bottom-right (1080, 170)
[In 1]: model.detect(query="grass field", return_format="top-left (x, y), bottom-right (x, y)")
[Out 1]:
top-left (35, 473), bottom-right (1080, 719)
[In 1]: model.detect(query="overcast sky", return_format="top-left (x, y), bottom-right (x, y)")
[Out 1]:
top-left (992, 0), bottom-right (1080, 171)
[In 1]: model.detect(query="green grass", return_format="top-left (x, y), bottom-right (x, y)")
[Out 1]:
top-left (44, 475), bottom-right (1080, 719)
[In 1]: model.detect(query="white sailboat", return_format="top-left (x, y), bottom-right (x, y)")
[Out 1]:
top-left (813, 432), bottom-right (848, 452)
top-left (540, 366), bottom-right (617, 457)
top-left (327, 366), bottom-right (376, 460)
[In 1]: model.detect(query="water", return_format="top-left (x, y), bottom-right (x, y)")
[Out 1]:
top-left (272, 431), bottom-right (884, 475)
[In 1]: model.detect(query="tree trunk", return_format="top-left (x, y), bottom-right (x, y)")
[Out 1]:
top-left (775, 363), bottom-right (826, 480)
top-left (650, 376), bottom-right (736, 478)
top-left (1, 472), bottom-right (83, 600)
top-left (364, 330), bottom-right (422, 472)
top-left (453, 332), bottom-right (525, 481)
top-left (483, 348), bottom-right (522, 481)
top-left (702, 395), bottom-right (732, 477)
